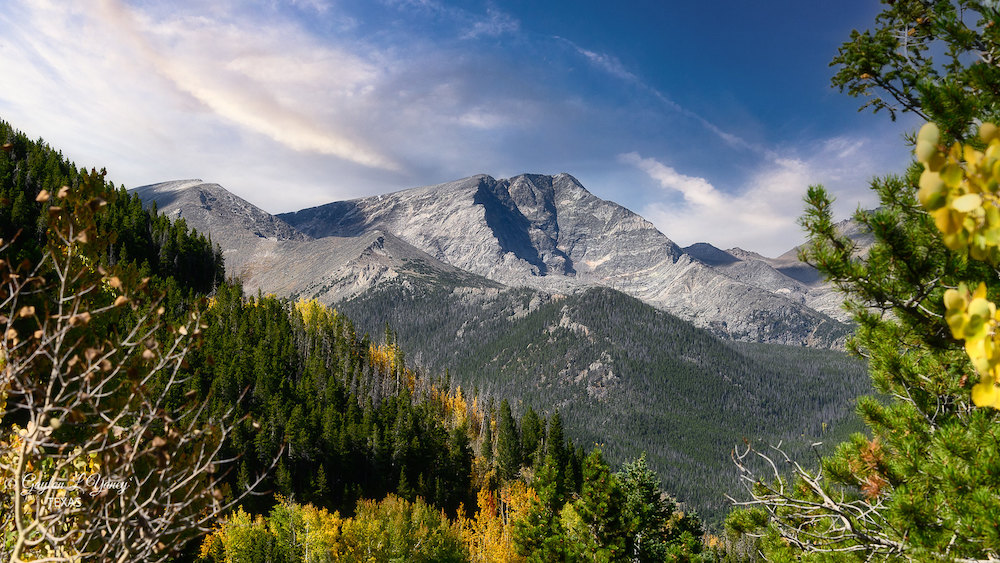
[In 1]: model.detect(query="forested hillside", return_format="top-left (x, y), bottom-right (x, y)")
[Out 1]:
top-left (0, 121), bottom-right (223, 296)
top-left (337, 277), bottom-right (870, 522)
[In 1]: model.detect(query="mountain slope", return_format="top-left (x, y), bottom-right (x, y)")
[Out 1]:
top-left (132, 180), bottom-right (499, 302)
top-left (336, 279), bottom-right (870, 523)
top-left (280, 173), bottom-right (848, 347)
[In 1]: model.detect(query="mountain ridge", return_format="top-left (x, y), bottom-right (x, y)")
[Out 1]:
top-left (277, 173), bottom-right (848, 347)
top-left (133, 180), bottom-right (500, 303)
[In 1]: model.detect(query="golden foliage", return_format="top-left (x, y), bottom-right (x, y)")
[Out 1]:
top-left (917, 122), bottom-right (1000, 408)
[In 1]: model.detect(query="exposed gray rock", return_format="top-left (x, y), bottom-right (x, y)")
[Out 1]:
top-left (722, 215), bottom-right (876, 323)
top-left (281, 173), bottom-right (848, 347)
top-left (683, 243), bottom-right (740, 266)
top-left (131, 180), bottom-right (498, 303)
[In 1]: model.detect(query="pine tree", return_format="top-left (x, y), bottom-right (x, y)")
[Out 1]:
top-left (830, 0), bottom-right (1000, 141)
top-left (618, 455), bottom-right (704, 561)
top-left (573, 449), bottom-right (627, 562)
top-left (512, 455), bottom-right (567, 560)
top-left (545, 410), bottom-right (566, 473)
top-left (496, 399), bottom-right (522, 481)
top-left (520, 407), bottom-right (544, 468)
top-left (729, 5), bottom-right (1000, 557)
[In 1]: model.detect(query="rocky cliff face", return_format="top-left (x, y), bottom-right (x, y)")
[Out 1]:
top-left (278, 173), bottom-right (677, 289)
top-left (280, 173), bottom-right (848, 347)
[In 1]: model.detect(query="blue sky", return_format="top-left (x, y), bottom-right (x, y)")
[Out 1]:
top-left (0, 0), bottom-right (917, 256)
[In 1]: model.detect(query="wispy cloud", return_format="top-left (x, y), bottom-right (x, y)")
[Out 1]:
top-left (386, 0), bottom-right (519, 40)
top-left (618, 152), bottom-right (722, 208)
top-left (574, 47), bottom-right (636, 81)
top-left (623, 136), bottom-right (889, 256)
top-left (96, 0), bottom-right (398, 170)
top-left (462, 8), bottom-right (520, 39)
top-left (560, 37), bottom-right (778, 159)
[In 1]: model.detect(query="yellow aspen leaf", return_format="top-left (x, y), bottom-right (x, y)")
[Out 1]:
top-left (941, 163), bottom-right (965, 188)
top-left (953, 193), bottom-right (984, 212)
top-left (916, 139), bottom-right (938, 164)
top-left (974, 281), bottom-right (989, 300)
top-left (981, 122), bottom-right (999, 143)
top-left (917, 122), bottom-right (940, 151)
top-left (934, 208), bottom-right (962, 236)
top-left (918, 170), bottom-right (947, 208)
top-left (972, 380), bottom-right (1000, 408)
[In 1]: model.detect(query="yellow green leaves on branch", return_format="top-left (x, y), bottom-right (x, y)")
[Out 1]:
top-left (918, 122), bottom-right (1000, 408)
top-left (944, 282), bottom-right (1000, 408)
top-left (916, 122), bottom-right (1000, 261)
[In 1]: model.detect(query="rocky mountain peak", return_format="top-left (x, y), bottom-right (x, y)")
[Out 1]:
top-left (683, 243), bottom-right (740, 266)
top-left (134, 175), bottom-right (850, 347)
top-left (133, 180), bottom-right (306, 243)
top-left (280, 173), bottom-right (685, 289)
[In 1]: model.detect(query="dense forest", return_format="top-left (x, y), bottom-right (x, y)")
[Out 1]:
top-left (0, 119), bottom-right (712, 561)
top-left (337, 277), bottom-right (871, 522)
top-left (0, 122), bottom-right (223, 297)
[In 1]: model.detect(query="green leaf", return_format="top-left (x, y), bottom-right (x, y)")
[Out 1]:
top-left (941, 163), bottom-right (965, 189)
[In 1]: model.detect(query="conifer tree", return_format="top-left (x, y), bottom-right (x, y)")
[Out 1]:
top-left (520, 406), bottom-right (544, 468)
top-left (619, 455), bottom-right (675, 561)
top-left (512, 455), bottom-right (567, 560)
top-left (545, 410), bottom-right (566, 471)
top-left (574, 449), bottom-right (627, 562)
top-left (729, 3), bottom-right (1000, 559)
top-left (496, 399), bottom-right (522, 481)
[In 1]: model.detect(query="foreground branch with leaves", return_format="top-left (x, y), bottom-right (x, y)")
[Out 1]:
top-left (0, 170), bottom-right (263, 562)
top-left (723, 3), bottom-right (1000, 560)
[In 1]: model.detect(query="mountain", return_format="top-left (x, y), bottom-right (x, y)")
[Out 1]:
top-left (131, 177), bottom-right (870, 523)
top-left (133, 180), bottom-right (499, 303)
top-left (279, 173), bottom-right (848, 347)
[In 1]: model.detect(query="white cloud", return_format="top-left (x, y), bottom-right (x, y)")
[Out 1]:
top-left (288, 0), bottom-right (331, 14)
top-left (624, 136), bottom-right (890, 256)
top-left (618, 152), bottom-right (723, 208)
top-left (97, 0), bottom-right (397, 170)
top-left (574, 47), bottom-right (636, 81)
top-left (462, 8), bottom-right (520, 39)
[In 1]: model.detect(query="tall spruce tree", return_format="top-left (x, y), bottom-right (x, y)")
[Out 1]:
top-left (573, 449), bottom-right (627, 562)
top-left (496, 399), bottom-right (522, 481)
top-left (520, 406), bottom-right (544, 468)
top-left (512, 455), bottom-right (567, 561)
